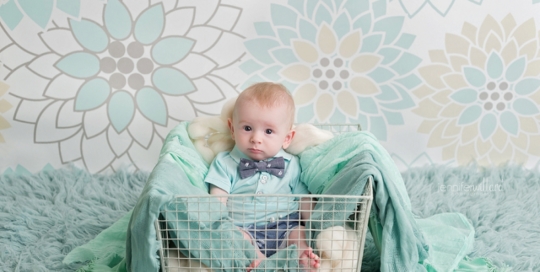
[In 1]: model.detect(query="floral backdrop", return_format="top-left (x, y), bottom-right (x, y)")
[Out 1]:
top-left (1, 0), bottom-right (539, 174)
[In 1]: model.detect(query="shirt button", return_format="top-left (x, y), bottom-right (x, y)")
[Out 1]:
top-left (256, 191), bottom-right (263, 195)
top-left (261, 176), bottom-right (268, 181)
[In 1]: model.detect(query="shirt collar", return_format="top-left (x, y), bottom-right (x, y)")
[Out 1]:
top-left (229, 145), bottom-right (292, 163)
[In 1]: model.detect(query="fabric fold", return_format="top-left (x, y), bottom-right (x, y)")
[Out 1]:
top-left (299, 132), bottom-right (429, 272)
top-left (300, 131), bottom-right (497, 272)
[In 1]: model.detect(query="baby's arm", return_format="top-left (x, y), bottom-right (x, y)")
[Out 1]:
top-left (299, 197), bottom-right (316, 221)
top-left (210, 184), bottom-right (229, 205)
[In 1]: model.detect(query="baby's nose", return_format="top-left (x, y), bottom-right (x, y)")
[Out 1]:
top-left (250, 133), bottom-right (262, 143)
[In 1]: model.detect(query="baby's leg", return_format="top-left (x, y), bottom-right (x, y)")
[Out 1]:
top-left (287, 226), bottom-right (320, 271)
top-left (240, 229), bottom-right (266, 271)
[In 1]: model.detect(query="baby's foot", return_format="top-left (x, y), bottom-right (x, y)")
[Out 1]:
top-left (298, 247), bottom-right (320, 272)
top-left (246, 249), bottom-right (266, 272)
top-left (247, 259), bottom-right (263, 272)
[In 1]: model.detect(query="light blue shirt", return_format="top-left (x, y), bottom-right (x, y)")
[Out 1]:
top-left (204, 146), bottom-right (309, 227)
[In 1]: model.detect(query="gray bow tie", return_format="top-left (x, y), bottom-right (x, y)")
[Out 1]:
top-left (239, 157), bottom-right (285, 179)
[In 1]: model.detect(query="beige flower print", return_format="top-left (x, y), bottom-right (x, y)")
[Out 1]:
top-left (413, 14), bottom-right (540, 165)
top-left (281, 24), bottom-right (381, 122)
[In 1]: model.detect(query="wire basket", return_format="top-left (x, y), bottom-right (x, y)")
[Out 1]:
top-left (155, 124), bottom-right (373, 271)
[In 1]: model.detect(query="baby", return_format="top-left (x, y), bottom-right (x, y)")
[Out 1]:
top-left (204, 82), bottom-right (320, 270)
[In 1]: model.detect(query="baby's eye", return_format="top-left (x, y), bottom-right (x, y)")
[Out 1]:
top-left (243, 126), bottom-right (252, 131)
top-left (265, 129), bottom-right (273, 134)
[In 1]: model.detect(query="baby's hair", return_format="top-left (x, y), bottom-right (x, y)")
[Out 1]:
top-left (235, 82), bottom-right (295, 127)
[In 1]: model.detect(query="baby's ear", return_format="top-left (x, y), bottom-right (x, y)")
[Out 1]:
top-left (282, 129), bottom-right (296, 149)
top-left (227, 118), bottom-right (234, 136)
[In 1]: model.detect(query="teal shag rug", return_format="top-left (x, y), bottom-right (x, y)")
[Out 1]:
top-left (0, 167), bottom-right (148, 271)
top-left (1, 164), bottom-right (538, 271)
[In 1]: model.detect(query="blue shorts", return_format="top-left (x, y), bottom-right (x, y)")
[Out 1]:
top-left (244, 212), bottom-right (301, 257)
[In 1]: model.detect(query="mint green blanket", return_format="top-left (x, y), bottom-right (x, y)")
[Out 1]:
top-left (64, 123), bottom-right (296, 271)
top-left (300, 131), bottom-right (500, 272)
top-left (64, 122), bottom-right (215, 271)
top-left (300, 131), bottom-right (432, 271)
top-left (63, 123), bottom-right (499, 272)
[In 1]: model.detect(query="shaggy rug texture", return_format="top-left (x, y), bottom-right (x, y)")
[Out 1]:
top-left (0, 164), bottom-right (538, 271)
top-left (403, 164), bottom-right (540, 271)
top-left (0, 167), bottom-right (148, 272)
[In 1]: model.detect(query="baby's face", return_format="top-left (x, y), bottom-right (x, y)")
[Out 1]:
top-left (228, 101), bottom-right (294, 161)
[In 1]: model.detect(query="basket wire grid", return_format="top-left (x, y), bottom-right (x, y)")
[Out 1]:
top-left (155, 124), bottom-right (373, 271)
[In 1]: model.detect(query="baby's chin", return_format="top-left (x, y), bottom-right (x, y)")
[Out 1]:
top-left (247, 155), bottom-right (272, 161)
top-left (246, 151), bottom-right (279, 161)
